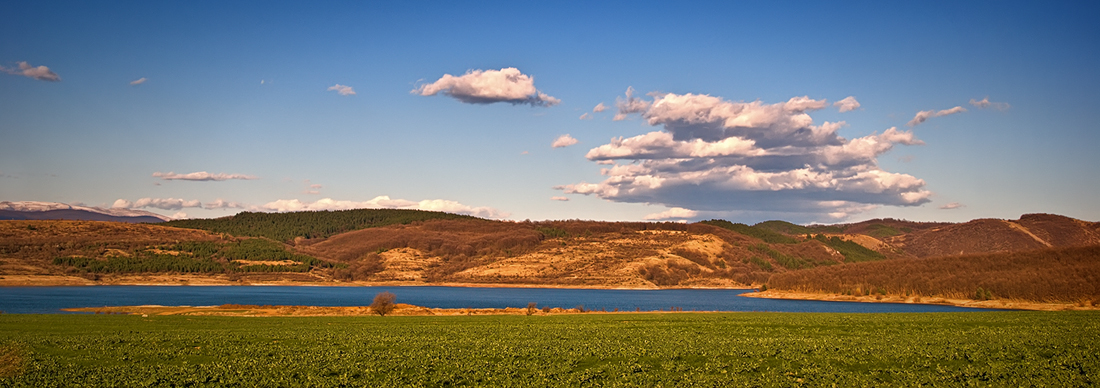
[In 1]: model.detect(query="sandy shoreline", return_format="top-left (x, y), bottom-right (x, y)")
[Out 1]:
top-left (0, 274), bottom-right (749, 290)
top-left (62, 303), bottom-right (695, 317)
top-left (742, 290), bottom-right (1099, 311)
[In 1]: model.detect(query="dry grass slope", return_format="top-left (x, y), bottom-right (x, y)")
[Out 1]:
top-left (766, 245), bottom-right (1100, 303)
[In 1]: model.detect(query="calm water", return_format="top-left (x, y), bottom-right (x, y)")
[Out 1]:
top-left (0, 286), bottom-right (998, 314)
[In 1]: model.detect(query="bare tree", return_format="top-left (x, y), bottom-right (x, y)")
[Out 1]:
top-left (526, 302), bottom-right (537, 316)
top-left (371, 291), bottom-right (396, 316)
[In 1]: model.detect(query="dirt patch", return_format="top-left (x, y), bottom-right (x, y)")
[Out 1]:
top-left (233, 260), bottom-right (300, 266)
top-left (0, 344), bottom-right (23, 378)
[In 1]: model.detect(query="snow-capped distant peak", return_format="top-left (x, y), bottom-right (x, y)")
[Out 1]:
top-left (0, 201), bottom-right (172, 221)
top-left (0, 201), bottom-right (78, 212)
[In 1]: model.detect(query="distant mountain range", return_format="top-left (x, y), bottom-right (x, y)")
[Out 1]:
top-left (0, 201), bottom-right (169, 223)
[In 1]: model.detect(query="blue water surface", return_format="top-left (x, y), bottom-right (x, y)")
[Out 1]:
top-left (0, 286), bottom-right (999, 314)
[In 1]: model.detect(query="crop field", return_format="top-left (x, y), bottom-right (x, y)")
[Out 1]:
top-left (0, 312), bottom-right (1097, 387)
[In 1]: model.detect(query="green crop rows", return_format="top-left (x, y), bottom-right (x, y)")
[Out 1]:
top-left (1, 312), bottom-right (1097, 387)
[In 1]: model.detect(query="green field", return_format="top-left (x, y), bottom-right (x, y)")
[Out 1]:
top-left (1, 312), bottom-right (1097, 387)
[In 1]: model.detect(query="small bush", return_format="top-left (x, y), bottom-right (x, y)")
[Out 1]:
top-left (526, 302), bottom-right (537, 316)
top-left (371, 292), bottom-right (396, 316)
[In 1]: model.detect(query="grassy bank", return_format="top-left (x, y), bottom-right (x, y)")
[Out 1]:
top-left (1, 312), bottom-right (1097, 386)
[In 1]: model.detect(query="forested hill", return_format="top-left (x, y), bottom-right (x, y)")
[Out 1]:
top-left (163, 209), bottom-right (475, 243)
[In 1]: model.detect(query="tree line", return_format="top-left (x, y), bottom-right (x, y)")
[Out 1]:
top-left (164, 209), bottom-right (475, 243)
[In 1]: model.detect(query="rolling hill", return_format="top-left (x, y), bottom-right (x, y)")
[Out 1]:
top-left (2, 210), bottom-right (1098, 304)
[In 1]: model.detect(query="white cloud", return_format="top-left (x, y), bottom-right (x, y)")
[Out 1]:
top-left (550, 196), bottom-right (569, 201)
top-left (579, 113), bottom-right (592, 120)
top-left (834, 96), bottom-right (860, 112)
top-left (153, 171), bottom-right (258, 181)
top-left (309, 184), bottom-right (322, 189)
top-left (203, 199), bottom-right (248, 210)
top-left (907, 106), bottom-right (967, 126)
top-left (969, 97), bottom-right (1010, 111)
top-left (593, 102), bottom-right (607, 112)
top-left (413, 67), bottom-right (559, 107)
top-left (612, 86), bottom-right (651, 121)
top-left (1, 61), bottom-right (60, 81)
top-left (113, 197), bottom-right (203, 211)
top-left (129, 77), bottom-right (147, 85)
top-left (559, 90), bottom-right (932, 221)
top-left (644, 207), bottom-right (698, 220)
top-left (327, 84), bottom-right (356, 96)
top-left (171, 212), bottom-right (188, 219)
top-left (551, 134), bottom-right (579, 148)
top-left (261, 196), bottom-right (509, 219)
top-left (939, 202), bottom-right (964, 210)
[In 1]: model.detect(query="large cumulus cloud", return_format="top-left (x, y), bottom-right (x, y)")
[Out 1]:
top-left (557, 89), bottom-right (932, 221)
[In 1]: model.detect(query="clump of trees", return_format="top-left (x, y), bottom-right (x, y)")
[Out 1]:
top-left (810, 234), bottom-right (885, 263)
top-left (699, 220), bottom-right (798, 244)
top-left (371, 292), bottom-right (397, 316)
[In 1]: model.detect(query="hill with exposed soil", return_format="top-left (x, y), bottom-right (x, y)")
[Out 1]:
top-left (3, 212), bottom-right (1099, 305)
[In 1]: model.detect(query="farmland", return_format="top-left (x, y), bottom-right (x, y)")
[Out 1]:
top-left (1, 312), bottom-right (1097, 386)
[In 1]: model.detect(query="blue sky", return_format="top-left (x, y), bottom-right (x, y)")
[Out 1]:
top-left (2, 1), bottom-right (1098, 224)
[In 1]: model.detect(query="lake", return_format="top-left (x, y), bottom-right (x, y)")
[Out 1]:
top-left (0, 285), bottom-right (1000, 314)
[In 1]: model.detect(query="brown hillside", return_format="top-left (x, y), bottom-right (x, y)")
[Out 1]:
top-left (894, 219), bottom-right (1047, 257)
top-left (892, 215), bottom-right (1100, 258)
top-left (0, 220), bottom-right (226, 261)
top-left (1015, 213), bottom-right (1100, 248)
top-left (298, 219), bottom-right (846, 288)
top-left (0, 220), bottom-right (336, 285)
top-left (0, 220), bottom-right (228, 280)
top-left (766, 245), bottom-right (1100, 303)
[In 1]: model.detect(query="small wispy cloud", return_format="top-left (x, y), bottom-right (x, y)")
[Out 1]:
top-left (907, 106), bottom-right (967, 126)
top-left (593, 102), bottom-right (607, 113)
top-left (644, 207), bottom-right (698, 220)
top-left (112, 198), bottom-right (203, 211)
top-left (969, 97), bottom-right (1010, 111)
top-left (203, 199), bottom-right (249, 210)
top-left (550, 196), bottom-right (569, 201)
top-left (939, 202), bottom-right (964, 210)
top-left (551, 134), bottom-right (579, 148)
top-left (328, 84), bottom-right (356, 96)
top-left (1, 61), bottom-right (60, 82)
top-left (579, 113), bottom-right (592, 120)
top-left (834, 96), bottom-right (860, 112)
top-left (129, 77), bottom-right (147, 85)
top-left (413, 67), bottom-right (559, 107)
top-left (153, 171), bottom-right (258, 181)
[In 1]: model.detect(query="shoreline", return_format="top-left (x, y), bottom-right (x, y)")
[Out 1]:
top-left (0, 274), bottom-right (753, 291)
top-left (62, 303), bottom-right (693, 317)
top-left (742, 290), bottom-right (1099, 312)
